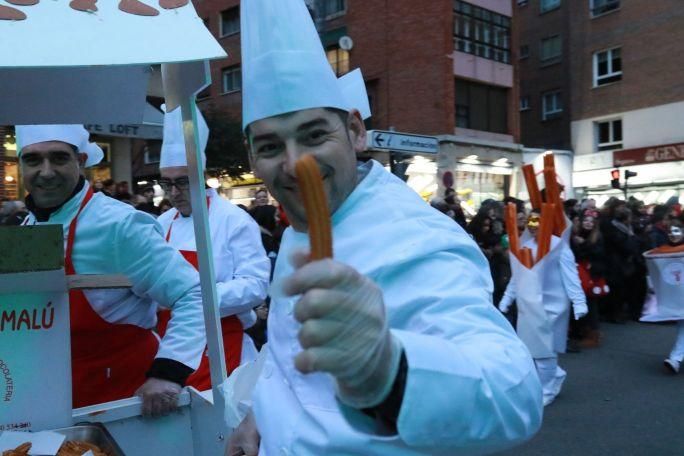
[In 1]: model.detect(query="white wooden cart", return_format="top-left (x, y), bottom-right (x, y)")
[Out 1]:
top-left (0, 3), bottom-right (234, 454)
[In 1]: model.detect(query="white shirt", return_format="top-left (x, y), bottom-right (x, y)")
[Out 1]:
top-left (24, 182), bottom-right (206, 370)
top-left (157, 189), bottom-right (271, 362)
top-left (253, 161), bottom-right (542, 455)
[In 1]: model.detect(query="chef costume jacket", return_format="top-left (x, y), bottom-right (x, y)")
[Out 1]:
top-left (157, 104), bottom-right (270, 390)
top-left (16, 124), bottom-right (206, 408)
top-left (239, 0), bottom-right (543, 454)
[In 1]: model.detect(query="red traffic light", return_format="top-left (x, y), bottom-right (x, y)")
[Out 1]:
top-left (611, 169), bottom-right (620, 180)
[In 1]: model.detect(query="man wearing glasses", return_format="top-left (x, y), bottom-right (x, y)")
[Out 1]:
top-left (156, 104), bottom-right (270, 390)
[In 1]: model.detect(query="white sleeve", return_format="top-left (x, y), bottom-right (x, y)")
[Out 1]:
top-left (114, 211), bottom-right (206, 370)
top-left (559, 242), bottom-right (587, 308)
top-left (341, 248), bottom-right (542, 453)
top-left (499, 259), bottom-right (517, 311)
top-left (216, 218), bottom-right (271, 317)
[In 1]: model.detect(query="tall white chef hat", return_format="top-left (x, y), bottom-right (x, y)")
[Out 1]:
top-left (159, 104), bottom-right (209, 170)
top-left (15, 124), bottom-right (104, 168)
top-left (338, 69), bottom-right (372, 120)
top-left (241, 0), bottom-right (352, 130)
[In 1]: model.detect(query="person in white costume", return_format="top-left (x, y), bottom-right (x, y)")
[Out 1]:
top-left (641, 223), bottom-right (684, 373)
top-left (156, 103), bottom-right (270, 390)
top-left (499, 210), bottom-right (588, 406)
top-left (227, 1), bottom-right (543, 454)
top-left (15, 124), bottom-right (206, 417)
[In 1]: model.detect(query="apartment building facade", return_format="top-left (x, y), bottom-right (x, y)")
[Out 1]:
top-left (191, 0), bottom-right (523, 208)
top-left (519, 0), bottom-right (684, 205)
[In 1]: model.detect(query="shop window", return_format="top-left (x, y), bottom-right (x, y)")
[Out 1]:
top-left (541, 90), bottom-right (562, 120)
top-left (594, 47), bottom-right (622, 87)
top-left (455, 78), bottom-right (508, 134)
top-left (220, 7), bottom-right (240, 37)
top-left (454, 1), bottom-right (511, 64)
top-left (326, 46), bottom-right (350, 76)
top-left (596, 119), bottom-right (623, 151)
top-left (540, 35), bottom-right (561, 65)
top-left (222, 65), bottom-right (242, 94)
top-left (591, 0), bottom-right (620, 17)
top-left (520, 96), bottom-right (530, 111)
top-left (540, 0), bottom-right (561, 13)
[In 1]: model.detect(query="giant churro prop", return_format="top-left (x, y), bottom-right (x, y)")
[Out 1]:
top-left (503, 154), bottom-right (571, 358)
top-left (0, 3), bottom-right (232, 455)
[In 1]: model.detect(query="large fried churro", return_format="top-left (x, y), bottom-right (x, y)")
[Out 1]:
top-left (2, 442), bottom-right (31, 456)
top-left (522, 164), bottom-right (542, 211)
top-left (295, 155), bottom-right (333, 260)
top-left (536, 203), bottom-right (555, 262)
top-left (505, 203), bottom-right (520, 261)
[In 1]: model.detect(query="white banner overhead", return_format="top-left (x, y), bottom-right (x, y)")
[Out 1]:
top-left (0, 1), bottom-right (226, 125)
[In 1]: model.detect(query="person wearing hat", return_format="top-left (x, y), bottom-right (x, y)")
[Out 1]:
top-left (499, 210), bottom-right (588, 406)
top-left (227, 1), bottom-right (542, 454)
top-left (16, 124), bottom-right (206, 417)
top-left (156, 103), bottom-right (270, 390)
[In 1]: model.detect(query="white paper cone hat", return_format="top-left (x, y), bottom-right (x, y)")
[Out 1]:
top-left (338, 69), bottom-right (371, 120)
top-left (241, 0), bottom-right (350, 129)
top-left (15, 124), bottom-right (103, 168)
top-left (159, 104), bottom-right (209, 170)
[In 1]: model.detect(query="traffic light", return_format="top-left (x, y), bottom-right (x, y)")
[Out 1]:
top-left (624, 170), bottom-right (638, 180)
top-left (611, 169), bottom-right (621, 189)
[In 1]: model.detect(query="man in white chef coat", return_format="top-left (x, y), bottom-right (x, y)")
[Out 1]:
top-left (156, 103), bottom-right (270, 390)
top-left (16, 124), bottom-right (206, 417)
top-left (227, 0), bottom-right (543, 454)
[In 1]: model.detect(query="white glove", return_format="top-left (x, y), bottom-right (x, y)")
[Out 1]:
top-left (573, 302), bottom-right (588, 320)
top-left (498, 296), bottom-right (513, 314)
top-left (283, 251), bottom-right (403, 409)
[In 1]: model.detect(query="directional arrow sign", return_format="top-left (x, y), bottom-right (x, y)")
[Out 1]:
top-left (367, 130), bottom-right (439, 155)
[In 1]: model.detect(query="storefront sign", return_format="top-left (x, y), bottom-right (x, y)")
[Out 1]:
top-left (85, 124), bottom-right (163, 140)
top-left (614, 142), bottom-right (684, 167)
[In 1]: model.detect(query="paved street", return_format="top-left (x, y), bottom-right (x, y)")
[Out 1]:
top-left (499, 321), bottom-right (684, 455)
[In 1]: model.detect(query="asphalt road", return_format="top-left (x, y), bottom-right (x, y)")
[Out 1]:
top-left (498, 321), bottom-right (684, 456)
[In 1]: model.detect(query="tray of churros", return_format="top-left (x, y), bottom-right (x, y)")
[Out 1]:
top-left (1, 424), bottom-right (124, 456)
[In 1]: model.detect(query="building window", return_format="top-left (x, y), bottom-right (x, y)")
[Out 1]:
top-left (591, 0), bottom-right (620, 17)
top-left (454, 1), bottom-right (511, 64)
top-left (222, 66), bottom-right (242, 94)
top-left (144, 144), bottom-right (161, 165)
top-left (517, 0), bottom-right (528, 6)
top-left (323, 0), bottom-right (346, 17)
top-left (540, 0), bottom-right (561, 13)
top-left (455, 78), bottom-right (508, 134)
top-left (541, 90), bottom-right (562, 120)
top-left (520, 45), bottom-right (530, 59)
top-left (520, 96), bottom-right (530, 111)
top-left (593, 47), bottom-right (622, 86)
top-left (220, 7), bottom-right (240, 37)
top-left (540, 35), bottom-right (562, 64)
top-left (596, 119), bottom-right (623, 151)
top-left (326, 46), bottom-right (350, 76)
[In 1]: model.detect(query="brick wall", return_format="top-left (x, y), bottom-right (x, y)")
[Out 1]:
top-left (192, 0), bottom-right (456, 136)
top-left (569, 0), bottom-right (684, 121)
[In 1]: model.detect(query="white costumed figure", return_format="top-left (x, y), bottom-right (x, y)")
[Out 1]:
top-left (500, 209), bottom-right (588, 406)
top-left (225, 0), bottom-right (544, 455)
top-left (156, 103), bottom-right (271, 391)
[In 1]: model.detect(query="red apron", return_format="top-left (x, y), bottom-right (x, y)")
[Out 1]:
top-left (66, 188), bottom-right (159, 408)
top-left (157, 206), bottom-right (244, 391)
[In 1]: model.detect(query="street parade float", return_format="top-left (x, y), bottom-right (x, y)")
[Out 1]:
top-left (0, 2), bottom-right (234, 454)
